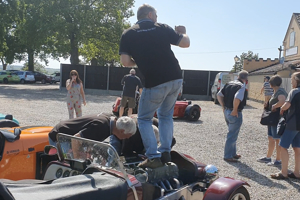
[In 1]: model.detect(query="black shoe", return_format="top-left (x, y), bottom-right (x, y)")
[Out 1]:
top-left (161, 152), bottom-right (171, 164)
top-left (224, 158), bottom-right (239, 162)
top-left (138, 158), bottom-right (163, 169)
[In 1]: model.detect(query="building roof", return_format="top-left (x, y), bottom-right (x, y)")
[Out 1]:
top-left (249, 59), bottom-right (300, 75)
top-left (295, 13), bottom-right (300, 26)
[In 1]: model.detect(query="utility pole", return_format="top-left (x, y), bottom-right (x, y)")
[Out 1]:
top-left (278, 46), bottom-right (283, 69)
top-left (278, 46), bottom-right (283, 60)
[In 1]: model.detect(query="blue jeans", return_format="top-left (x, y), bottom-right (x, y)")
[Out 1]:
top-left (224, 109), bottom-right (243, 159)
top-left (109, 135), bottom-right (122, 155)
top-left (138, 79), bottom-right (183, 160)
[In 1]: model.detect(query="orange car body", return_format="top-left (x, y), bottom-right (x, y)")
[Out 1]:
top-left (0, 126), bottom-right (53, 180)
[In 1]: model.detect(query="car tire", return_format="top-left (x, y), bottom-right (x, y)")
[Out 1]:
top-left (3, 78), bottom-right (8, 84)
top-left (185, 105), bottom-right (200, 121)
top-left (20, 79), bottom-right (25, 84)
top-left (229, 186), bottom-right (250, 200)
top-left (42, 79), bottom-right (46, 84)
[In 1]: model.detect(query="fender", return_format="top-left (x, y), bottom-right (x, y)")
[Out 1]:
top-left (203, 177), bottom-right (250, 200)
top-left (184, 104), bottom-right (200, 118)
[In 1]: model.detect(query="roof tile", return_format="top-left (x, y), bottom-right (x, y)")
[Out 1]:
top-left (249, 59), bottom-right (300, 75)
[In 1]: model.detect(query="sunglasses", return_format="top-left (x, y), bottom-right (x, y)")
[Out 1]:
top-left (71, 74), bottom-right (77, 76)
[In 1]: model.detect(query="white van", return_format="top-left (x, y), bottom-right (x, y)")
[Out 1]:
top-left (211, 72), bottom-right (242, 104)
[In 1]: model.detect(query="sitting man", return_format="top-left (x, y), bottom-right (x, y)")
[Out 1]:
top-left (48, 113), bottom-right (136, 147)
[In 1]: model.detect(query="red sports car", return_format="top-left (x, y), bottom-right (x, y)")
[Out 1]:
top-left (112, 96), bottom-right (201, 121)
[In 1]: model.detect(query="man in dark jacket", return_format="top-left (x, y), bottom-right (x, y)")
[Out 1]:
top-left (217, 70), bottom-right (249, 162)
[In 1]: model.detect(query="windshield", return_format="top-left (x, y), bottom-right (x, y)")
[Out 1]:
top-left (57, 133), bottom-right (125, 173)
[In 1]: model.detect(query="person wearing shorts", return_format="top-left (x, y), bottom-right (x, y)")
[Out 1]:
top-left (119, 69), bottom-right (143, 117)
top-left (271, 72), bottom-right (300, 180)
top-left (257, 75), bottom-right (287, 166)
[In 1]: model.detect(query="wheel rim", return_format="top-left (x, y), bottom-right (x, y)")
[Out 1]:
top-left (231, 193), bottom-right (247, 200)
top-left (191, 109), bottom-right (200, 119)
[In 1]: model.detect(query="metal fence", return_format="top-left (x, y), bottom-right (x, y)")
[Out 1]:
top-left (60, 64), bottom-right (221, 99)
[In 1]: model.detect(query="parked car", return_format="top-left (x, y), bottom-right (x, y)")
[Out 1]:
top-left (51, 72), bottom-right (60, 83)
top-left (0, 113), bottom-right (19, 125)
top-left (0, 133), bottom-right (250, 200)
top-left (33, 71), bottom-right (52, 84)
top-left (0, 125), bottom-right (54, 180)
top-left (0, 71), bottom-right (20, 84)
top-left (211, 72), bottom-right (249, 104)
top-left (15, 71), bottom-right (35, 84)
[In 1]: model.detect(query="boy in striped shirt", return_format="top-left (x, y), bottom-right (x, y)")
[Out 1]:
top-left (261, 76), bottom-right (274, 106)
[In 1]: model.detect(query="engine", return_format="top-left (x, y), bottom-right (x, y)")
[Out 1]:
top-left (134, 162), bottom-right (179, 183)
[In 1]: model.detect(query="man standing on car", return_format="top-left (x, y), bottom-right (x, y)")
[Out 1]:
top-left (119, 4), bottom-right (190, 168)
top-left (217, 70), bottom-right (249, 162)
top-left (119, 69), bottom-right (143, 117)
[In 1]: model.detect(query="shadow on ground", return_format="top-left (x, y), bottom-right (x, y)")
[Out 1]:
top-left (0, 85), bottom-right (117, 103)
top-left (227, 162), bottom-right (288, 189)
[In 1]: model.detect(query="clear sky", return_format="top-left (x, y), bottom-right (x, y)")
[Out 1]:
top-left (13, 0), bottom-right (300, 71)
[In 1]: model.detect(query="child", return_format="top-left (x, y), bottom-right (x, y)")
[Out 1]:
top-left (261, 76), bottom-right (274, 106)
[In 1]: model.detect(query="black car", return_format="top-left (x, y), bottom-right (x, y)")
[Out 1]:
top-left (33, 71), bottom-right (52, 84)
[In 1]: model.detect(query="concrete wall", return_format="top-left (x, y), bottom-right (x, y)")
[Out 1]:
top-left (247, 75), bottom-right (271, 102)
top-left (248, 75), bottom-right (292, 102)
top-left (283, 15), bottom-right (300, 61)
top-left (243, 58), bottom-right (279, 73)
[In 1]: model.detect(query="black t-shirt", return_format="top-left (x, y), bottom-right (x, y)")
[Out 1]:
top-left (48, 113), bottom-right (113, 142)
top-left (121, 74), bottom-right (143, 98)
top-left (119, 19), bottom-right (183, 88)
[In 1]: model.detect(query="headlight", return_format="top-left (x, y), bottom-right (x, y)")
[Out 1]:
top-left (204, 164), bottom-right (219, 183)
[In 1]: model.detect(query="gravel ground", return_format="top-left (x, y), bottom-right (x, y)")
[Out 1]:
top-left (1, 84), bottom-right (300, 199)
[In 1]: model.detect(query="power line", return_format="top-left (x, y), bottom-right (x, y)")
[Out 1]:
top-left (175, 47), bottom-right (277, 55)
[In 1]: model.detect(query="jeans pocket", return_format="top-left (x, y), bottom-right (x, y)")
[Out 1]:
top-left (226, 113), bottom-right (237, 123)
top-left (149, 87), bottom-right (166, 104)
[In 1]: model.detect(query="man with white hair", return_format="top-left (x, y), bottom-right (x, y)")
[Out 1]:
top-left (119, 68), bottom-right (143, 117)
top-left (48, 113), bottom-right (137, 152)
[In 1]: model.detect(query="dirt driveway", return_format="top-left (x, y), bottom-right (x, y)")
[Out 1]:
top-left (1, 84), bottom-right (300, 199)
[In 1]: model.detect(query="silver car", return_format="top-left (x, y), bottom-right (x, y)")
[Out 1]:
top-left (15, 71), bottom-right (35, 84)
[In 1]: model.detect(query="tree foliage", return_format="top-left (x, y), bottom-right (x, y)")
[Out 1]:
top-left (0, 0), bottom-right (135, 71)
top-left (0, 0), bottom-right (21, 69)
top-left (231, 50), bottom-right (259, 72)
top-left (22, 61), bottom-right (46, 73)
top-left (49, 0), bottom-right (134, 65)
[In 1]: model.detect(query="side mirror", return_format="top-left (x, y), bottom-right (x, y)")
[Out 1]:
top-left (44, 145), bottom-right (58, 155)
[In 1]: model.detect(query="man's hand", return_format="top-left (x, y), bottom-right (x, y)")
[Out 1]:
top-left (230, 110), bottom-right (238, 117)
top-left (175, 25), bottom-right (186, 34)
top-left (271, 105), bottom-right (277, 112)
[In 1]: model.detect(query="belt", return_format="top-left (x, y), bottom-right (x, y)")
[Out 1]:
top-left (224, 107), bottom-right (242, 112)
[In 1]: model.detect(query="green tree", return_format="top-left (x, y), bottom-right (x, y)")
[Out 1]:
top-left (231, 50), bottom-right (259, 72)
top-left (0, 0), bottom-right (22, 70)
top-left (50, 0), bottom-right (134, 65)
top-left (22, 61), bottom-right (46, 73)
top-left (14, 0), bottom-right (57, 71)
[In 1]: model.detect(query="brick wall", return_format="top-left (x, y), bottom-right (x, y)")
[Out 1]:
top-left (243, 58), bottom-right (279, 73)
